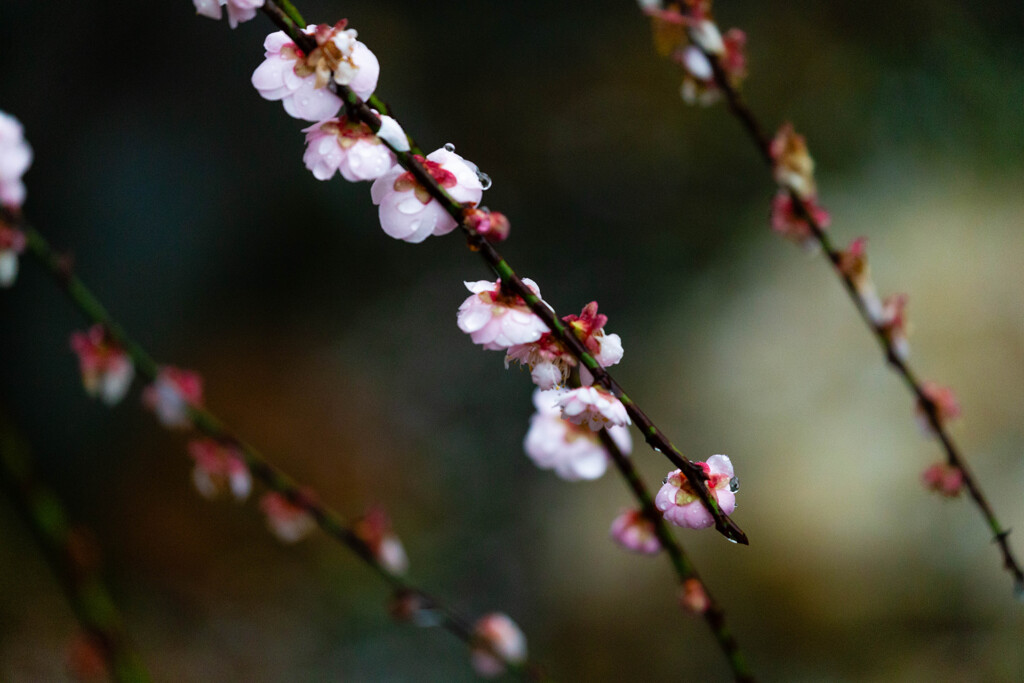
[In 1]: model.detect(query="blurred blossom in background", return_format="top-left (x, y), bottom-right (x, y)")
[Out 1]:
top-left (1, 1), bottom-right (1023, 680)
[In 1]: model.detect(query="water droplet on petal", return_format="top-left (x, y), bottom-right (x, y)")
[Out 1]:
top-left (443, 142), bottom-right (456, 152)
top-left (477, 172), bottom-right (492, 190)
top-left (397, 197), bottom-right (423, 215)
top-left (729, 476), bottom-right (740, 493)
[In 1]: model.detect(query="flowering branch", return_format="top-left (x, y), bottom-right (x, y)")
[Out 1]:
top-left (0, 416), bottom-right (151, 683)
top-left (7, 212), bottom-right (545, 680)
top-left (255, 0), bottom-right (747, 546)
top-left (640, 1), bottom-right (1023, 594)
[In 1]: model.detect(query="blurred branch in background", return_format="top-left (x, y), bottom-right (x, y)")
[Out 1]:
top-left (7, 213), bottom-right (545, 681)
top-left (0, 412), bottom-right (151, 683)
top-left (639, 0), bottom-right (1024, 595)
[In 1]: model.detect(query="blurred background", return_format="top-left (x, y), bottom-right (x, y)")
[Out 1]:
top-left (2, 0), bottom-right (1023, 680)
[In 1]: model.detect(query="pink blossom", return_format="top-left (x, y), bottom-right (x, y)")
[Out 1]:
top-left (302, 115), bottom-right (396, 182)
top-left (770, 123), bottom-right (817, 199)
top-left (916, 382), bottom-right (961, 435)
top-left (457, 278), bottom-right (549, 350)
top-left (609, 509), bottom-right (661, 555)
top-left (524, 388), bottom-right (631, 481)
top-left (193, 0), bottom-right (264, 28)
top-left (353, 506), bottom-right (409, 576)
top-left (0, 111), bottom-right (32, 209)
top-left (142, 366), bottom-right (204, 429)
top-left (556, 386), bottom-right (631, 431)
top-left (656, 455), bottom-right (736, 530)
top-left (878, 293), bottom-right (910, 361)
top-left (921, 462), bottom-right (965, 497)
top-left (680, 578), bottom-right (710, 614)
top-left (251, 22), bottom-right (379, 122)
top-left (470, 613), bottom-right (527, 678)
top-left (0, 222), bottom-right (26, 288)
top-left (770, 190), bottom-right (831, 248)
top-left (187, 438), bottom-right (251, 501)
top-left (260, 491), bottom-right (316, 543)
top-left (463, 207), bottom-right (511, 242)
top-left (69, 325), bottom-right (134, 405)
top-left (371, 148), bottom-right (483, 243)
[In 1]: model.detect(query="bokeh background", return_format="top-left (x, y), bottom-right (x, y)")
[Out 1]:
top-left (2, 1), bottom-right (1023, 680)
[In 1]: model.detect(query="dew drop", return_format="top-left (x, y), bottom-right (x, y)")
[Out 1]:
top-left (443, 142), bottom-right (456, 152)
top-left (477, 172), bottom-right (492, 190)
top-left (729, 476), bottom-right (740, 493)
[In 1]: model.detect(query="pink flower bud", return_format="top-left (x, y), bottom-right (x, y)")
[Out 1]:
top-left (259, 491), bottom-right (316, 543)
top-left (69, 325), bottom-right (134, 406)
top-left (463, 207), bottom-right (511, 241)
top-left (556, 386), bottom-right (631, 431)
top-left (921, 462), bottom-right (965, 497)
top-left (0, 111), bottom-right (32, 210)
top-left (770, 123), bottom-right (817, 199)
top-left (458, 278), bottom-right (550, 350)
top-left (353, 506), bottom-right (409, 576)
top-left (878, 294), bottom-right (910, 361)
top-left (524, 389), bottom-right (631, 481)
top-left (916, 382), bottom-right (961, 435)
top-left (656, 455), bottom-right (737, 530)
top-left (187, 438), bottom-right (251, 501)
top-left (371, 148), bottom-right (483, 243)
top-left (770, 190), bottom-right (831, 249)
top-left (251, 23), bottom-right (379, 122)
top-left (837, 238), bottom-right (884, 322)
top-left (142, 367), bottom-right (203, 429)
top-left (609, 509), bottom-right (661, 555)
top-left (470, 613), bottom-right (527, 678)
top-left (388, 589), bottom-right (443, 626)
top-left (680, 578), bottom-right (710, 614)
top-left (302, 116), bottom-right (396, 182)
top-left (0, 221), bottom-right (27, 288)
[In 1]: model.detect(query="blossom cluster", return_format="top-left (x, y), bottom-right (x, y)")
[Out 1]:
top-left (641, 0), bottom-right (748, 106)
top-left (243, 19), bottom-right (500, 245)
top-left (457, 280), bottom-right (633, 473)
